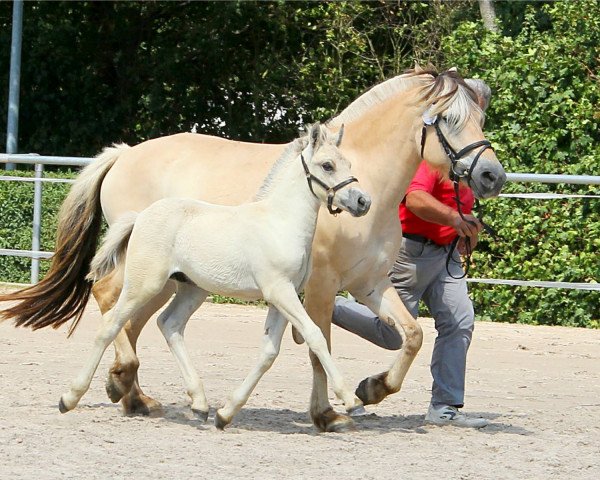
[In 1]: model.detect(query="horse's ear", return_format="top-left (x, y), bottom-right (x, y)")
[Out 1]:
top-left (335, 124), bottom-right (345, 147)
top-left (309, 122), bottom-right (322, 150)
top-left (465, 78), bottom-right (492, 111)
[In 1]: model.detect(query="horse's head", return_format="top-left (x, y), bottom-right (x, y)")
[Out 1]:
top-left (415, 68), bottom-right (506, 199)
top-left (302, 123), bottom-right (371, 217)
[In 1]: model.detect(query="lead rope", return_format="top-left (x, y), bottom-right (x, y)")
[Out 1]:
top-left (446, 181), bottom-right (501, 280)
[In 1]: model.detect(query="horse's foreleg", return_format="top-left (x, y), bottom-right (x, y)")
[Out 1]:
top-left (268, 283), bottom-right (364, 431)
top-left (302, 277), bottom-right (360, 432)
top-left (215, 306), bottom-right (287, 429)
top-left (157, 283), bottom-right (209, 421)
top-left (354, 277), bottom-right (423, 405)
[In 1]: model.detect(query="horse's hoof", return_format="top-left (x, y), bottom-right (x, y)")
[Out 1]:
top-left (312, 407), bottom-right (356, 433)
top-left (214, 411), bottom-right (230, 430)
top-left (348, 405), bottom-right (368, 417)
top-left (192, 408), bottom-right (209, 423)
top-left (355, 372), bottom-right (391, 406)
top-left (325, 415), bottom-right (356, 433)
top-left (122, 394), bottom-right (163, 416)
top-left (58, 397), bottom-right (69, 414)
top-left (105, 380), bottom-right (125, 404)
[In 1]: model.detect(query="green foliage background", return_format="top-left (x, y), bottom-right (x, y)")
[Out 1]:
top-left (1, 1), bottom-right (598, 327)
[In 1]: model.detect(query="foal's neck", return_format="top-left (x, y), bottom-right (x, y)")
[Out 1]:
top-left (257, 146), bottom-right (321, 237)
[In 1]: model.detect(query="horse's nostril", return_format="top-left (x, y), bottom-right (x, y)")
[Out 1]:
top-left (482, 170), bottom-right (497, 184)
top-left (358, 196), bottom-right (367, 206)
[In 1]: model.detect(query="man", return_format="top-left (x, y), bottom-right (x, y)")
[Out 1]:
top-left (333, 160), bottom-right (488, 428)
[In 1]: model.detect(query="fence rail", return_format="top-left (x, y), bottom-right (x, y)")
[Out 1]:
top-left (1, 153), bottom-right (599, 289)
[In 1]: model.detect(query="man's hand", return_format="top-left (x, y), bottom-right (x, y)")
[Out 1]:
top-left (451, 212), bottom-right (482, 238)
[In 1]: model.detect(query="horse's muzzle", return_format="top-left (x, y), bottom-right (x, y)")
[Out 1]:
top-left (346, 189), bottom-right (372, 217)
top-left (470, 159), bottom-right (507, 199)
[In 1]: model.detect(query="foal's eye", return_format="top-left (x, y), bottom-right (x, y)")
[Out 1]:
top-left (322, 162), bottom-right (334, 172)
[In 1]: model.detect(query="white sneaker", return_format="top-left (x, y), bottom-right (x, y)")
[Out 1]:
top-left (425, 404), bottom-right (488, 428)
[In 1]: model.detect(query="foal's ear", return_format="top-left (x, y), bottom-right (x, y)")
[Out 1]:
top-left (335, 124), bottom-right (345, 147)
top-left (465, 78), bottom-right (492, 112)
top-left (309, 122), bottom-right (322, 150)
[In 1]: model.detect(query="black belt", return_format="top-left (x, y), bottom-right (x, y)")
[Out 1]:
top-left (403, 233), bottom-right (441, 246)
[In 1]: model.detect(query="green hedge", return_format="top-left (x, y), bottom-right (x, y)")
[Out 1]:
top-left (442, 1), bottom-right (599, 328)
top-left (0, 170), bottom-right (75, 283)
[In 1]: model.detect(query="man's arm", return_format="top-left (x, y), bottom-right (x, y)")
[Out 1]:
top-left (405, 190), bottom-right (482, 240)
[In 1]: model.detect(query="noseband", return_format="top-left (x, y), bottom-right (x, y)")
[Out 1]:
top-left (420, 115), bottom-right (498, 279)
top-left (301, 153), bottom-right (358, 215)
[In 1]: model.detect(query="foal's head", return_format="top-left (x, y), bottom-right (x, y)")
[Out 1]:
top-left (303, 123), bottom-right (371, 217)
top-left (413, 67), bottom-right (506, 198)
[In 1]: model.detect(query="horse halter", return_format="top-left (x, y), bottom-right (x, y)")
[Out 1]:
top-left (300, 153), bottom-right (358, 215)
top-left (420, 114), bottom-right (498, 279)
top-left (419, 115), bottom-right (493, 187)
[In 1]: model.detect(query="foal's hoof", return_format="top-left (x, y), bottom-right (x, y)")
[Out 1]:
top-left (192, 408), bottom-right (209, 423)
top-left (312, 407), bottom-right (356, 433)
top-left (214, 411), bottom-right (230, 430)
top-left (355, 372), bottom-right (391, 406)
top-left (58, 397), bottom-right (69, 414)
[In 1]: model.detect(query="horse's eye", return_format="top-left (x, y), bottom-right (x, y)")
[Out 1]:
top-left (322, 162), bottom-right (334, 172)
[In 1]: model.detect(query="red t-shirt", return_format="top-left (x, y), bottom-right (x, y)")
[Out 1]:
top-left (399, 162), bottom-right (474, 245)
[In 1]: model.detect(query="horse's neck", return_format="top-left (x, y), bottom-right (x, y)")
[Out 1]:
top-left (259, 155), bottom-right (321, 242)
top-left (344, 92), bottom-right (423, 211)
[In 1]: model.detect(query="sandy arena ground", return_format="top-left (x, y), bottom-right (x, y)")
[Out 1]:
top-left (1, 299), bottom-right (599, 479)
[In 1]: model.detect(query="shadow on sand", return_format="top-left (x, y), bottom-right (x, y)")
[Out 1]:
top-left (149, 404), bottom-right (533, 436)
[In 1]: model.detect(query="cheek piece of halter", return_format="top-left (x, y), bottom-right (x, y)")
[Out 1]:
top-left (420, 116), bottom-right (499, 279)
top-left (301, 153), bottom-right (358, 216)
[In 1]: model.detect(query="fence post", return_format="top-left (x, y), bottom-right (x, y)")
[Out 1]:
top-left (31, 163), bottom-right (43, 283)
top-left (5, 0), bottom-right (24, 171)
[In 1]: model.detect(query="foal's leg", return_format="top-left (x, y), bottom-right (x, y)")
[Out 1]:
top-left (59, 284), bottom-right (166, 413)
top-left (354, 277), bottom-right (423, 405)
top-left (215, 306), bottom-right (288, 429)
top-left (93, 266), bottom-right (174, 414)
top-left (157, 283), bottom-right (209, 421)
top-left (266, 283), bottom-right (364, 422)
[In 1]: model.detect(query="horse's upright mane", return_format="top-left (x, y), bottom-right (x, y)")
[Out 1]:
top-left (328, 66), bottom-right (482, 132)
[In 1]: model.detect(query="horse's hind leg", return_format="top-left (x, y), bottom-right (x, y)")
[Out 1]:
top-left (93, 265), bottom-right (174, 415)
top-left (59, 274), bottom-right (169, 413)
top-left (110, 286), bottom-right (175, 413)
top-left (157, 282), bottom-right (209, 421)
top-left (215, 306), bottom-right (287, 429)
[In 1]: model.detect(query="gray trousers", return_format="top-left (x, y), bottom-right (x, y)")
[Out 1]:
top-left (332, 238), bottom-right (474, 408)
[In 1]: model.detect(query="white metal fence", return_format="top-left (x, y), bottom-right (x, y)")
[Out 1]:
top-left (1, 153), bottom-right (599, 290)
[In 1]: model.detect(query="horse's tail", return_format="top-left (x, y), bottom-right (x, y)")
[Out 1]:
top-left (0, 143), bottom-right (130, 335)
top-left (86, 212), bottom-right (137, 283)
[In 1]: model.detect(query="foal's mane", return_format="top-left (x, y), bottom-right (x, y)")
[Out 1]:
top-left (254, 137), bottom-right (307, 201)
top-left (328, 65), bottom-right (482, 132)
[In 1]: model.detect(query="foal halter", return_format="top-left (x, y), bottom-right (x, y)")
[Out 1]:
top-left (420, 115), bottom-right (498, 279)
top-left (301, 153), bottom-right (358, 215)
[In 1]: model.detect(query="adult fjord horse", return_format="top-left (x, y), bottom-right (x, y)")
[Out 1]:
top-left (0, 67), bottom-right (506, 432)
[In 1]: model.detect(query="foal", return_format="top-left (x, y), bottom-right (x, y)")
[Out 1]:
top-left (58, 123), bottom-right (371, 429)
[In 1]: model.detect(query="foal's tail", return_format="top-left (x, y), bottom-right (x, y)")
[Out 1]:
top-left (0, 144), bottom-right (130, 335)
top-left (86, 212), bottom-right (137, 283)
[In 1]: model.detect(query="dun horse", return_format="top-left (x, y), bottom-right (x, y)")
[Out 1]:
top-left (1, 67), bottom-right (506, 432)
top-left (57, 123), bottom-right (371, 428)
